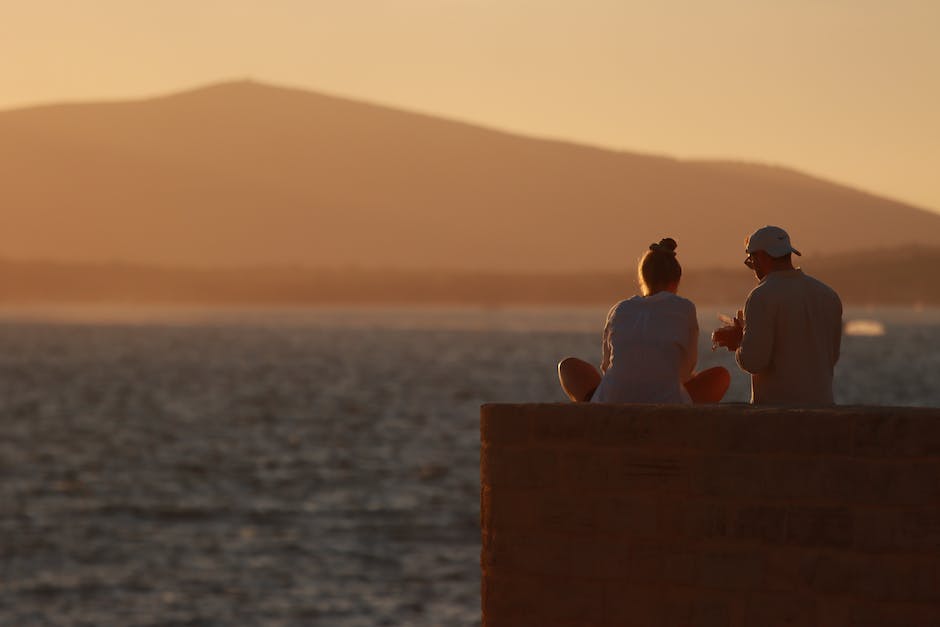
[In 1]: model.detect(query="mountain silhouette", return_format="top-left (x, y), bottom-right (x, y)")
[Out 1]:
top-left (2, 80), bottom-right (939, 271)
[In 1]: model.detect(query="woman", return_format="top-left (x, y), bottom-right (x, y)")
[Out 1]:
top-left (558, 238), bottom-right (729, 404)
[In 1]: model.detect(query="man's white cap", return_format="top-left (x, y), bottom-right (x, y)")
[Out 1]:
top-left (745, 225), bottom-right (802, 258)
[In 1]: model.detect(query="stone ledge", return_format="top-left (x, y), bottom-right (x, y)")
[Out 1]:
top-left (481, 403), bottom-right (940, 627)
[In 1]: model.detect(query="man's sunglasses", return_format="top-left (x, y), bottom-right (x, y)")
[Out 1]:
top-left (744, 254), bottom-right (756, 269)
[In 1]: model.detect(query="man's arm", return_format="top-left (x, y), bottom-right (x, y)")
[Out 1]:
top-left (736, 293), bottom-right (774, 374)
top-left (832, 295), bottom-right (843, 366)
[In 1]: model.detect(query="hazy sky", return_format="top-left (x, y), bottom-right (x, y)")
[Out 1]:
top-left (3, 0), bottom-right (939, 212)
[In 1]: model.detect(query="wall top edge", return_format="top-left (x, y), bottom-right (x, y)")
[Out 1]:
top-left (481, 403), bottom-right (940, 416)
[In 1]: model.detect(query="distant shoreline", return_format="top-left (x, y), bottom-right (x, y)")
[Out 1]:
top-left (0, 303), bottom-right (936, 334)
top-left (1, 246), bottom-right (938, 307)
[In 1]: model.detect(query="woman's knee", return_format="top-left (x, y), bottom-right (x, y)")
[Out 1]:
top-left (701, 366), bottom-right (731, 386)
top-left (558, 357), bottom-right (601, 402)
top-left (558, 357), bottom-right (596, 379)
top-left (686, 366), bottom-right (731, 403)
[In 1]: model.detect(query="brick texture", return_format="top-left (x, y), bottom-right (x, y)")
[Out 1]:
top-left (480, 403), bottom-right (940, 627)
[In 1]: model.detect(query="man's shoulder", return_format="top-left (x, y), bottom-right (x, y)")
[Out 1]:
top-left (745, 279), bottom-right (774, 304)
top-left (800, 271), bottom-right (843, 304)
top-left (800, 271), bottom-right (836, 292)
top-left (748, 270), bottom-right (840, 302)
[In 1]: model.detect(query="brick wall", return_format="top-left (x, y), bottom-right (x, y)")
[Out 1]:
top-left (480, 403), bottom-right (940, 627)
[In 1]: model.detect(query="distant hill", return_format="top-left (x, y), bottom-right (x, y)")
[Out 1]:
top-left (2, 80), bottom-right (940, 271)
top-left (2, 247), bottom-right (938, 306)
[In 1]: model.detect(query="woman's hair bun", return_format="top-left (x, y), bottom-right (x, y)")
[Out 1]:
top-left (649, 237), bottom-right (678, 255)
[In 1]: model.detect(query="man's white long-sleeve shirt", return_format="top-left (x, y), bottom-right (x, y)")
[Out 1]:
top-left (736, 269), bottom-right (843, 405)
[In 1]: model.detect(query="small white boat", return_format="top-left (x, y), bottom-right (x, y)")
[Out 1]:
top-left (844, 319), bottom-right (886, 337)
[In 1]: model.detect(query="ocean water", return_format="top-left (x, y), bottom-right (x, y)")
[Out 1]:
top-left (0, 305), bottom-right (938, 626)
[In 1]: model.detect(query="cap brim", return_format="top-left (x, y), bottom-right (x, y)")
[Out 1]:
top-left (792, 248), bottom-right (802, 256)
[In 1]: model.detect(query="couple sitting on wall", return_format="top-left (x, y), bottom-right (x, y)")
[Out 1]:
top-left (559, 226), bottom-right (843, 405)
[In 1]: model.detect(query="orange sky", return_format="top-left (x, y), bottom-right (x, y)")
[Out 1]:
top-left (3, 0), bottom-right (938, 213)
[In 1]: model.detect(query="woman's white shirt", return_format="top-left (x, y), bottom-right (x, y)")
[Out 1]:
top-left (591, 291), bottom-right (699, 404)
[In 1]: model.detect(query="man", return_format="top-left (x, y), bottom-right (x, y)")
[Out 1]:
top-left (713, 226), bottom-right (843, 404)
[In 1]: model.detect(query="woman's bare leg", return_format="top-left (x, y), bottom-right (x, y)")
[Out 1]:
top-left (558, 357), bottom-right (602, 402)
top-left (684, 366), bottom-right (731, 404)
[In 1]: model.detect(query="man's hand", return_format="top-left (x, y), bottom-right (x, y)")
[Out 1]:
top-left (711, 310), bottom-right (744, 352)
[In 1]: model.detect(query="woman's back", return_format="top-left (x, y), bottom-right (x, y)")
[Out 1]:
top-left (591, 292), bottom-right (699, 404)
top-left (558, 236), bottom-right (727, 405)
